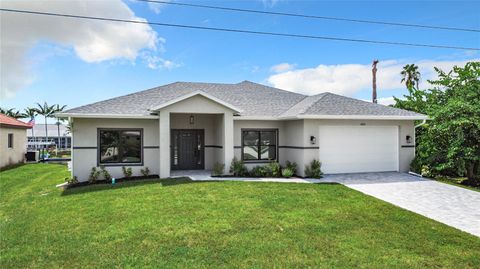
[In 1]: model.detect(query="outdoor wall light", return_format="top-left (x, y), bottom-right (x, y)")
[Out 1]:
top-left (189, 115), bottom-right (195, 125)
top-left (310, 136), bottom-right (316, 145)
top-left (406, 135), bottom-right (412, 144)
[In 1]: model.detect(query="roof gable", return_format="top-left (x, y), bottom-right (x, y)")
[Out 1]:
top-left (150, 90), bottom-right (243, 113)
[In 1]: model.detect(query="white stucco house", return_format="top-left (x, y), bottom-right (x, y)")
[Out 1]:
top-left (57, 81), bottom-right (427, 181)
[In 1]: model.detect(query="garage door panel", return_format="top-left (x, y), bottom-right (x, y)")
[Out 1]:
top-left (319, 126), bottom-right (399, 174)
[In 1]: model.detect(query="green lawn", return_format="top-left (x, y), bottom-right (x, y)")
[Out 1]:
top-left (1, 164), bottom-right (479, 268)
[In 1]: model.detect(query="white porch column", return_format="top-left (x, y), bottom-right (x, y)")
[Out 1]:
top-left (223, 112), bottom-right (234, 174)
top-left (159, 110), bottom-right (170, 178)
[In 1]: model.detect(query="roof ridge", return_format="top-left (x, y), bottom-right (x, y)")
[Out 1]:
top-left (240, 81), bottom-right (307, 97)
top-left (297, 93), bottom-right (328, 115)
top-left (276, 95), bottom-right (310, 117)
top-left (278, 92), bottom-right (328, 117)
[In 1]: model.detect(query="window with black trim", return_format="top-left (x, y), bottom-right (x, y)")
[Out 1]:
top-left (7, 133), bottom-right (13, 148)
top-left (242, 129), bottom-right (277, 161)
top-left (99, 129), bottom-right (142, 164)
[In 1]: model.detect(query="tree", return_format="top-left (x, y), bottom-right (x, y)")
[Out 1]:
top-left (395, 62), bottom-right (480, 184)
top-left (0, 107), bottom-right (23, 119)
top-left (424, 62), bottom-right (480, 183)
top-left (53, 104), bottom-right (67, 150)
top-left (22, 108), bottom-right (38, 148)
top-left (400, 64), bottom-right (421, 90)
top-left (35, 102), bottom-right (56, 157)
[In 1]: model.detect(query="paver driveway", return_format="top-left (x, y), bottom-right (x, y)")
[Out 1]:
top-left (323, 172), bottom-right (480, 237)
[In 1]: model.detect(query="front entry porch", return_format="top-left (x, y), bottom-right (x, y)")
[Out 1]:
top-left (158, 111), bottom-right (234, 178)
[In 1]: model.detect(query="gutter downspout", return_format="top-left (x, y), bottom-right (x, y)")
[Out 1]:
top-left (408, 119), bottom-right (427, 177)
top-left (415, 119), bottom-right (427, 129)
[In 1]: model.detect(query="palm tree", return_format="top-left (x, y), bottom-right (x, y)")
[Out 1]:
top-left (400, 64), bottom-right (421, 90)
top-left (22, 108), bottom-right (38, 149)
top-left (0, 107), bottom-right (23, 119)
top-left (35, 102), bottom-right (56, 158)
top-left (53, 104), bottom-right (67, 151)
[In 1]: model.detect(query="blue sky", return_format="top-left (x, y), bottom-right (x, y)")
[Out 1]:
top-left (1, 0), bottom-right (479, 122)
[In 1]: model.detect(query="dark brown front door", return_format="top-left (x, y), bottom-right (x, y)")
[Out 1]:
top-left (171, 129), bottom-right (204, 170)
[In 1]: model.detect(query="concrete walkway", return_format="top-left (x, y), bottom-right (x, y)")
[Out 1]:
top-left (171, 170), bottom-right (480, 237)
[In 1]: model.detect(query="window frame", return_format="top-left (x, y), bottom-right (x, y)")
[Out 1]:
top-left (97, 128), bottom-right (144, 166)
top-left (7, 133), bottom-right (13, 149)
top-left (241, 128), bottom-right (278, 162)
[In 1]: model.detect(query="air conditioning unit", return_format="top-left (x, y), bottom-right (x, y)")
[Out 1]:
top-left (25, 151), bottom-right (39, 162)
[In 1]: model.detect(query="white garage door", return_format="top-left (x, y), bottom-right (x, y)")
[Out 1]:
top-left (318, 126), bottom-right (399, 174)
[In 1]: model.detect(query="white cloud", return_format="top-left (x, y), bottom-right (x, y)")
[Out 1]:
top-left (147, 0), bottom-right (170, 14)
top-left (143, 53), bottom-right (182, 70)
top-left (0, 0), bottom-right (174, 99)
top-left (267, 58), bottom-right (479, 96)
top-left (270, 63), bottom-right (295, 73)
top-left (261, 0), bottom-right (280, 8)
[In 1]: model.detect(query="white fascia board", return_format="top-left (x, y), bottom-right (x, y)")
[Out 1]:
top-left (219, 114), bottom-right (429, 121)
top-left (55, 113), bottom-right (159, 119)
top-left (149, 90), bottom-right (243, 113)
top-left (298, 114), bottom-right (429, 120)
top-left (233, 116), bottom-right (284, 121)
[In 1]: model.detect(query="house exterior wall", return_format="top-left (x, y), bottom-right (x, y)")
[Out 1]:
top-left (233, 119), bottom-right (415, 176)
top-left (72, 118), bottom-right (159, 181)
top-left (71, 115), bottom-right (416, 180)
top-left (0, 127), bottom-right (28, 169)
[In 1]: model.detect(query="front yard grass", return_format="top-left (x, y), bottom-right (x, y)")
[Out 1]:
top-left (1, 164), bottom-right (479, 268)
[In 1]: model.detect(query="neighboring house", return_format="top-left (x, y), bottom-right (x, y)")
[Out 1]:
top-left (57, 81), bottom-right (427, 181)
top-left (0, 114), bottom-right (32, 169)
top-left (27, 123), bottom-right (72, 150)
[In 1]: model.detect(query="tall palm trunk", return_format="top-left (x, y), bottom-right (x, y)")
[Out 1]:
top-left (57, 121), bottom-right (61, 154)
top-left (44, 116), bottom-right (48, 159)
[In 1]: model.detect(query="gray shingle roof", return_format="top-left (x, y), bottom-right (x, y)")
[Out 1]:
top-left (63, 81), bottom-right (425, 118)
top-left (299, 92), bottom-right (424, 117)
top-left (63, 81), bottom-right (305, 117)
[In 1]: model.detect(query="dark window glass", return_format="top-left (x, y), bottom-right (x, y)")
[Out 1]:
top-left (242, 130), bottom-right (277, 161)
top-left (7, 133), bottom-right (13, 148)
top-left (99, 129), bottom-right (142, 164)
top-left (243, 131), bottom-right (259, 145)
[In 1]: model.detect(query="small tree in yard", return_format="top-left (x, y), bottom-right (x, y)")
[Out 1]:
top-left (395, 62), bottom-right (480, 185)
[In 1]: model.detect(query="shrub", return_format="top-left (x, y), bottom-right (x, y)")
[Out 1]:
top-left (65, 176), bottom-right (78, 185)
top-left (282, 167), bottom-right (294, 178)
top-left (410, 156), bottom-right (422, 174)
top-left (140, 167), bottom-right (150, 177)
top-left (122, 166), bottom-right (133, 178)
top-left (284, 161), bottom-right (297, 175)
top-left (304, 159), bottom-right (323, 178)
top-left (229, 157), bottom-right (248, 176)
top-left (250, 166), bottom-right (265, 177)
top-left (211, 163), bottom-right (225, 176)
top-left (88, 167), bottom-right (100, 183)
top-left (265, 161), bottom-right (281, 177)
top-left (100, 166), bottom-right (111, 181)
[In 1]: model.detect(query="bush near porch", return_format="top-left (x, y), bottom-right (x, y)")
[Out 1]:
top-left (1, 164), bottom-right (479, 268)
top-left (227, 158), bottom-right (322, 178)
